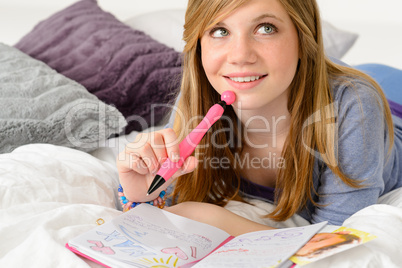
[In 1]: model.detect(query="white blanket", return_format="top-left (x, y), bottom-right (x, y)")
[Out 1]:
top-left (0, 144), bottom-right (121, 267)
top-left (0, 143), bottom-right (401, 267)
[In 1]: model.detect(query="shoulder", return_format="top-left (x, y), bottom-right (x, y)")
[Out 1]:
top-left (330, 75), bottom-right (385, 126)
top-left (330, 58), bottom-right (382, 108)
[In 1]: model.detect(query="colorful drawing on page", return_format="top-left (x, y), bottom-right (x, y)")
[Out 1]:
top-left (112, 240), bottom-right (155, 258)
top-left (290, 227), bottom-right (377, 266)
top-left (119, 224), bottom-right (156, 252)
top-left (274, 229), bottom-right (303, 239)
top-left (88, 240), bottom-right (115, 255)
top-left (190, 246), bottom-right (197, 258)
top-left (211, 248), bottom-right (249, 254)
top-left (113, 240), bottom-right (137, 248)
top-left (120, 246), bottom-right (156, 258)
top-left (137, 256), bottom-right (180, 268)
top-left (161, 246), bottom-right (190, 260)
top-left (96, 230), bottom-right (126, 242)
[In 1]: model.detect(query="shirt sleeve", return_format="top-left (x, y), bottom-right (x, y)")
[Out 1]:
top-left (310, 81), bottom-right (388, 225)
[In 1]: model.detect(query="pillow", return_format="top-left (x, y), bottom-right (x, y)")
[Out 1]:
top-left (321, 20), bottom-right (358, 59)
top-left (0, 43), bottom-right (126, 153)
top-left (125, 9), bottom-right (186, 53)
top-left (14, 0), bottom-right (182, 134)
top-left (354, 63), bottom-right (402, 105)
top-left (124, 9), bottom-right (358, 59)
top-left (354, 63), bottom-right (402, 118)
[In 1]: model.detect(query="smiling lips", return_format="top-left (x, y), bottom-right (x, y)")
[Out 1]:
top-left (225, 73), bottom-right (267, 90)
top-left (229, 75), bottom-right (261, 82)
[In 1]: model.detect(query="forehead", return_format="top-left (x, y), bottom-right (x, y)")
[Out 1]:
top-left (208, 0), bottom-right (288, 27)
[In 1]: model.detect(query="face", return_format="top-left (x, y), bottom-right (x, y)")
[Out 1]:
top-left (296, 233), bottom-right (347, 256)
top-left (200, 0), bottom-right (299, 112)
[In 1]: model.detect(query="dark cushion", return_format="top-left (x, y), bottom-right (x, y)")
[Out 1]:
top-left (15, 0), bottom-right (181, 133)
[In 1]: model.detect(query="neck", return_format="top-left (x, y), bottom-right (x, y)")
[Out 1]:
top-left (232, 98), bottom-right (291, 149)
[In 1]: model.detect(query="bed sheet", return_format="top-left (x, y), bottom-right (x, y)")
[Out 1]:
top-left (0, 144), bottom-right (120, 267)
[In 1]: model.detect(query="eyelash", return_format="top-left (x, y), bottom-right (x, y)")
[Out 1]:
top-left (209, 22), bottom-right (278, 37)
top-left (257, 23), bottom-right (278, 34)
top-left (209, 27), bottom-right (229, 38)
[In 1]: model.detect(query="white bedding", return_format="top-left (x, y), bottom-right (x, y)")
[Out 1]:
top-left (0, 144), bottom-right (121, 267)
top-left (1, 142), bottom-right (401, 267)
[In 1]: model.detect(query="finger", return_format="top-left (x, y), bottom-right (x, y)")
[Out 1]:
top-left (172, 156), bottom-right (198, 178)
top-left (126, 132), bottom-right (149, 150)
top-left (116, 150), bottom-right (133, 173)
top-left (148, 132), bottom-right (169, 168)
top-left (116, 150), bottom-right (149, 175)
top-left (132, 142), bottom-right (160, 175)
top-left (117, 134), bottom-right (151, 174)
top-left (127, 152), bottom-right (149, 175)
top-left (121, 140), bottom-right (159, 175)
top-left (160, 128), bottom-right (181, 162)
top-left (116, 149), bottom-right (149, 175)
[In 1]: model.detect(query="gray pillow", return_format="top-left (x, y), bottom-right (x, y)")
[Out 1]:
top-left (0, 43), bottom-right (127, 153)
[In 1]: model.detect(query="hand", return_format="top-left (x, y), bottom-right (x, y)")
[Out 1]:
top-left (116, 128), bottom-right (198, 202)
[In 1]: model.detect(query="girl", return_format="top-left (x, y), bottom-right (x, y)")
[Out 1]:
top-left (117, 0), bottom-right (402, 235)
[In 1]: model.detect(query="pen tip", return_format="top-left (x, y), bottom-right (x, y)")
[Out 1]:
top-left (147, 175), bottom-right (166, 196)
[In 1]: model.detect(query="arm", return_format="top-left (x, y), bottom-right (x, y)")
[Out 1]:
top-left (165, 202), bottom-right (274, 236)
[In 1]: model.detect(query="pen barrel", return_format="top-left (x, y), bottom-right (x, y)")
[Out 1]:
top-left (180, 104), bottom-right (225, 159)
top-left (156, 104), bottom-right (225, 180)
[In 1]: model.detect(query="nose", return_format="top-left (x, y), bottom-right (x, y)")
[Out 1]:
top-left (227, 35), bottom-right (257, 65)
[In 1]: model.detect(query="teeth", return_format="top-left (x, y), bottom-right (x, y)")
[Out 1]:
top-left (230, 76), bottom-right (260, 82)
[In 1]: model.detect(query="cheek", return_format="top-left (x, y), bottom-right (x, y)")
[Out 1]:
top-left (266, 39), bottom-right (299, 81)
top-left (201, 42), bottom-right (210, 75)
top-left (201, 51), bottom-right (212, 76)
top-left (201, 41), bottom-right (223, 87)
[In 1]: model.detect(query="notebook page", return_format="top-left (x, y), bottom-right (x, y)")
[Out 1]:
top-left (193, 221), bottom-right (327, 268)
top-left (67, 204), bottom-right (231, 268)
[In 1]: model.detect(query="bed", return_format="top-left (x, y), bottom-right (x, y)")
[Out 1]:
top-left (0, 0), bottom-right (401, 267)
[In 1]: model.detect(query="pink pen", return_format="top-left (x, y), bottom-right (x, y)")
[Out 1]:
top-left (146, 91), bottom-right (236, 196)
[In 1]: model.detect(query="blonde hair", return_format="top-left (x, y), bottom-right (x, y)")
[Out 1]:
top-left (171, 0), bottom-right (394, 221)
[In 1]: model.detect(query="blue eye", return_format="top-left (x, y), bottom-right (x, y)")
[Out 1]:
top-left (211, 28), bottom-right (229, 38)
top-left (256, 23), bottom-right (277, 34)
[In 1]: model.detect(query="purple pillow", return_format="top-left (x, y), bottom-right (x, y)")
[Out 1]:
top-left (15, 0), bottom-right (181, 133)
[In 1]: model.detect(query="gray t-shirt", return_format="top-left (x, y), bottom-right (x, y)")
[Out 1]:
top-left (297, 77), bottom-right (402, 225)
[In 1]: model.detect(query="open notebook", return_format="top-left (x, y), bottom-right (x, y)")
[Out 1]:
top-left (66, 204), bottom-right (373, 267)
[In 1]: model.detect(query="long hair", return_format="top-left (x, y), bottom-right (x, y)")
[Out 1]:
top-left (171, 0), bottom-right (394, 221)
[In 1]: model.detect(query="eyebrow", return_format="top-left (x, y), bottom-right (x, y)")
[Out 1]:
top-left (252, 13), bottom-right (284, 23)
top-left (213, 12), bottom-right (284, 29)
